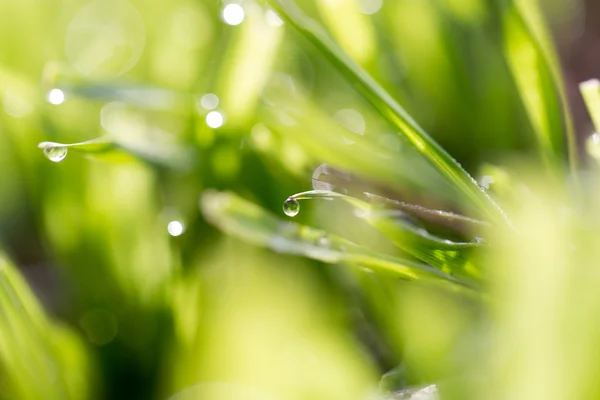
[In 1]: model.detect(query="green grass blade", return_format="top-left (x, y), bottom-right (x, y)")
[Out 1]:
top-left (266, 0), bottom-right (508, 225)
top-left (288, 190), bottom-right (482, 282)
top-left (200, 190), bottom-right (469, 286)
top-left (501, 0), bottom-right (577, 170)
top-left (0, 254), bottom-right (94, 399)
top-left (38, 136), bottom-right (195, 170)
top-left (261, 86), bottom-right (458, 204)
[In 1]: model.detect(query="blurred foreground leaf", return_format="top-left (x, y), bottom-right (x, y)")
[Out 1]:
top-left (0, 255), bottom-right (94, 400)
top-left (501, 0), bottom-right (576, 169)
top-left (581, 79), bottom-right (600, 133)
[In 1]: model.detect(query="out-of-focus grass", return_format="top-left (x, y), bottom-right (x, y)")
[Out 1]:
top-left (0, 0), bottom-right (596, 399)
top-left (0, 255), bottom-right (95, 399)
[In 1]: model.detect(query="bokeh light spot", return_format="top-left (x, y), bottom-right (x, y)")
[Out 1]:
top-left (47, 89), bottom-right (65, 105)
top-left (167, 220), bottom-right (185, 236)
top-left (206, 111), bottom-right (224, 128)
top-left (222, 4), bottom-right (245, 26)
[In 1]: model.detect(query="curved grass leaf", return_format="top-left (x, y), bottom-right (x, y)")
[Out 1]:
top-left (288, 190), bottom-right (483, 282)
top-left (363, 192), bottom-right (490, 234)
top-left (38, 136), bottom-right (195, 170)
top-left (311, 163), bottom-right (489, 235)
top-left (265, 0), bottom-right (508, 225)
top-left (261, 82), bottom-right (459, 205)
top-left (200, 190), bottom-right (469, 287)
top-left (501, 0), bottom-right (577, 170)
top-left (0, 254), bottom-right (94, 399)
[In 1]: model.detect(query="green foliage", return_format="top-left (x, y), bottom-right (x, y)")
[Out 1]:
top-left (0, 255), bottom-right (94, 399)
top-left (0, 0), bottom-right (596, 399)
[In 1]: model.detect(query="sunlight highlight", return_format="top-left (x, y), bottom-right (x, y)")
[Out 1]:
top-left (222, 4), bottom-right (244, 26)
top-left (206, 111), bottom-right (224, 128)
top-left (167, 220), bottom-right (185, 237)
top-left (46, 89), bottom-right (65, 105)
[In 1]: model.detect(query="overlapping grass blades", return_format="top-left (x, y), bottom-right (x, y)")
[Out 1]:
top-left (200, 190), bottom-right (470, 287)
top-left (265, 0), bottom-right (508, 225)
top-left (0, 255), bottom-right (93, 399)
top-left (581, 79), bottom-right (600, 133)
top-left (288, 190), bottom-right (482, 283)
top-left (261, 83), bottom-right (458, 205)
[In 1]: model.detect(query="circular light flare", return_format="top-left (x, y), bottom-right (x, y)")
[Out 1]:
top-left (200, 93), bottom-right (219, 110)
top-left (334, 108), bottom-right (366, 135)
top-left (47, 88), bottom-right (65, 105)
top-left (167, 220), bottom-right (185, 237)
top-left (222, 4), bottom-right (245, 26)
top-left (357, 0), bottom-right (383, 15)
top-left (206, 111), bottom-right (224, 129)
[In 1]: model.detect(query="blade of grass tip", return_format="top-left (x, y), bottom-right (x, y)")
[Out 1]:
top-left (266, 0), bottom-right (509, 226)
top-left (580, 79), bottom-right (600, 133)
top-left (38, 136), bottom-right (194, 169)
top-left (38, 137), bottom-right (113, 153)
top-left (502, 0), bottom-right (578, 172)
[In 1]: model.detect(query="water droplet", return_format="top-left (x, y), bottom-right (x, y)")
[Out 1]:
top-left (42, 145), bottom-right (68, 163)
top-left (283, 197), bottom-right (300, 217)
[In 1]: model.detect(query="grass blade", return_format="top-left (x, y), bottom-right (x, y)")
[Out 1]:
top-left (200, 190), bottom-right (469, 286)
top-left (288, 190), bottom-right (483, 282)
top-left (38, 136), bottom-right (195, 169)
top-left (0, 255), bottom-right (94, 399)
top-left (501, 0), bottom-right (577, 170)
top-left (266, 0), bottom-right (508, 225)
top-left (261, 87), bottom-right (458, 204)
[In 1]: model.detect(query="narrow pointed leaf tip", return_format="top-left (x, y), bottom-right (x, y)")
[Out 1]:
top-left (38, 136), bottom-right (195, 169)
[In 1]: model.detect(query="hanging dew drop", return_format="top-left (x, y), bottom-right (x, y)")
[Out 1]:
top-left (43, 145), bottom-right (68, 163)
top-left (283, 197), bottom-right (300, 217)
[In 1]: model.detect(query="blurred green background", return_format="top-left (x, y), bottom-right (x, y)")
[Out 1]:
top-left (0, 0), bottom-right (599, 399)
